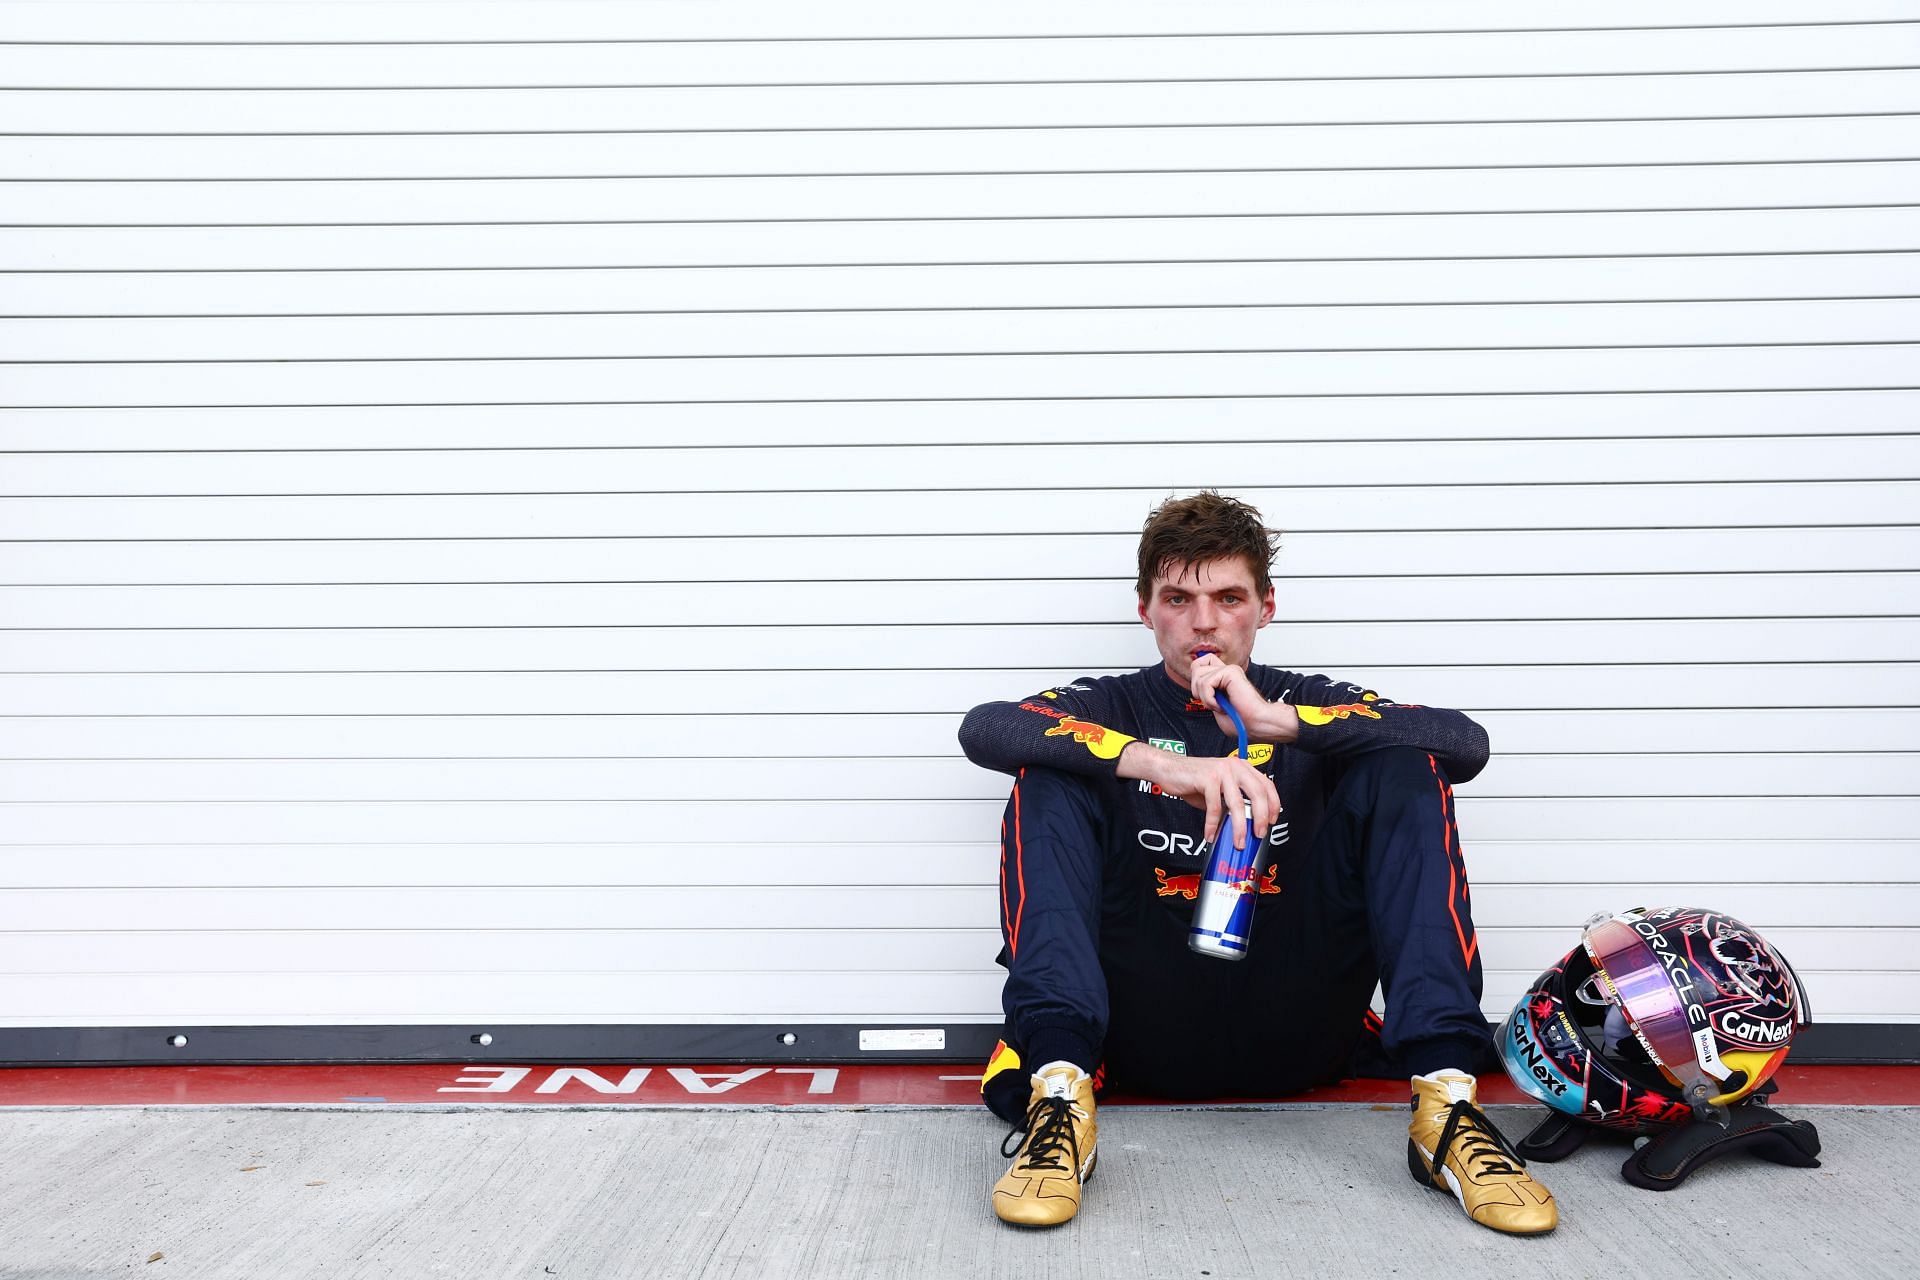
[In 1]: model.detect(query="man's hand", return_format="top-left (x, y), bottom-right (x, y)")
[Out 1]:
top-left (1117, 744), bottom-right (1281, 851)
top-left (1189, 654), bottom-right (1300, 744)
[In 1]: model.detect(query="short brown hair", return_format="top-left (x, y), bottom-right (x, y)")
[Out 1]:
top-left (1135, 491), bottom-right (1279, 601)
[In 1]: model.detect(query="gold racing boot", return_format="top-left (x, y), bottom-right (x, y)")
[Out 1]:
top-left (991, 1061), bottom-right (1098, 1227)
top-left (1408, 1069), bottom-right (1558, 1235)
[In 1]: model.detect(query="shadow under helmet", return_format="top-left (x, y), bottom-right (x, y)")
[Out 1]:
top-left (1498, 906), bottom-right (1809, 1132)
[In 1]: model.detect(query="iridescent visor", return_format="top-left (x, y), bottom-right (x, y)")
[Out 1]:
top-left (1581, 917), bottom-right (1725, 1088)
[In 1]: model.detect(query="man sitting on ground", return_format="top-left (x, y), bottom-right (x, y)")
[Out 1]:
top-left (957, 491), bottom-right (1556, 1234)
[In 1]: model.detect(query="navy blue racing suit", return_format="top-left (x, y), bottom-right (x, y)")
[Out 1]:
top-left (958, 663), bottom-right (1495, 1113)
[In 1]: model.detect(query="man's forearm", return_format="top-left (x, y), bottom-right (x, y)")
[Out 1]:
top-left (958, 698), bottom-right (1137, 777)
top-left (1291, 703), bottom-right (1490, 783)
top-left (1118, 739), bottom-right (1282, 845)
top-left (1115, 740), bottom-right (1181, 787)
top-left (1240, 698), bottom-right (1300, 744)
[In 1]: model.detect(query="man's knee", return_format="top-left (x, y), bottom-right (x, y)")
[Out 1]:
top-left (999, 766), bottom-right (1107, 921)
top-left (1011, 763), bottom-right (1103, 806)
top-left (1005, 765), bottom-right (1106, 841)
top-left (1333, 745), bottom-right (1448, 805)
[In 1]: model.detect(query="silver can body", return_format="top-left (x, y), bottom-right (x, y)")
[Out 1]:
top-left (1186, 801), bottom-right (1262, 961)
top-left (1187, 879), bottom-right (1256, 959)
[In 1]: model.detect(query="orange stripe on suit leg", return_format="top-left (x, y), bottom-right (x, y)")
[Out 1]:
top-left (1011, 768), bottom-right (1028, 959)
top-left (1006, 821), bottom-right (1021, 959)
top-left (1429, 754), bottom-right (1478, 968)
top-left (1442, 769), bottom-right (1479, 965)
top-left (1446, 778), bottom-right (1479, 965)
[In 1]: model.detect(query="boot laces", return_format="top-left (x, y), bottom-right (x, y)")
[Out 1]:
top-left (1430, 1099), bottom-right (1526, 1180)
top-left (1000, 1093), bottom-right (1084, 1174)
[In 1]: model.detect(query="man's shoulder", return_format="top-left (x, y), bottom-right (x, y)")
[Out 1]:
top-left (1040, 667), bottom-right (1164, 695)
top-left (1011, 672), bottom-right (1128, 712)
top-left (1246, 663), bottom-right (1306, 697)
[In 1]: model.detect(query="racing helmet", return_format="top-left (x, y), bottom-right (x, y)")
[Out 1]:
top-left (1498, 906), bottom-right (1809, 1131)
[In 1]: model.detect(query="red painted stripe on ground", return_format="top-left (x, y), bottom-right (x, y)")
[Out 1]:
top-left (0, 1062), bottom-right (1912, 1108)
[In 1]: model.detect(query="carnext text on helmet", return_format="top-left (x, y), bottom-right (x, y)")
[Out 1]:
top-left (1508, 1012), bottom-right (1568, 1097)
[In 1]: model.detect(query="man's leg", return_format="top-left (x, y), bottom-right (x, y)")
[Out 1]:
top-left (1227, 746), bottom-right (1487, 1086)
top-left (1306, 746), bottom-right (1555, 1234)
top-left (1331, 747), bottom-right (1492, 1076)
top-left (985, 766), bottom-right (1105, 1228)
top-left (993, 766), bottom-right (1109, 1078)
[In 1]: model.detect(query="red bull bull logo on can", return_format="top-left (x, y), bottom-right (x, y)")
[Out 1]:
top-left (1154, 866), bottom-right (1279, 900)
top-left (1188, 801), bottom-right (1275, 960)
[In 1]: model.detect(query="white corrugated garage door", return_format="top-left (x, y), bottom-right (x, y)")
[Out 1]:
top-left (0, 0), bottom-right (1914, 1062)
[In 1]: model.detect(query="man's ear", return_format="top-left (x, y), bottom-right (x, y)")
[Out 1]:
top-left (1138, 596), bottom-right (1152, 626)
top-left (1258, 586), bottom-right (1276, 628)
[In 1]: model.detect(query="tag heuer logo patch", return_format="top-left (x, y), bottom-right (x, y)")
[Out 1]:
top-left (1148, 737), bottom-right (1186, 755)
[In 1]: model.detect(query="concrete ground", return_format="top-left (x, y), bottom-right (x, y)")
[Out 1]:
top-left (0, 1104), bottom-right (1905, 1279)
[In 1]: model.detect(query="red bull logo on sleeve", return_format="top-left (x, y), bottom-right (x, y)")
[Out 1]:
top-left (1296, 703), bottom-right (1384, 726)
top-left (1043, 716), bottom-right (1136, 760)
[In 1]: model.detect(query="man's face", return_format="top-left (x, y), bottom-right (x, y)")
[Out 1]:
top-left (1137, 555), bottom-right (1276, 688)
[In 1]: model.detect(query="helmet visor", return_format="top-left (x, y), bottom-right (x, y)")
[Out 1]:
top-left (1581, 916), bottom-right (1729, 1091)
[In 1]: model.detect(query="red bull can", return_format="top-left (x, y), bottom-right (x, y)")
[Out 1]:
top-left (1188, 800), bottom-right (1267, 960)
